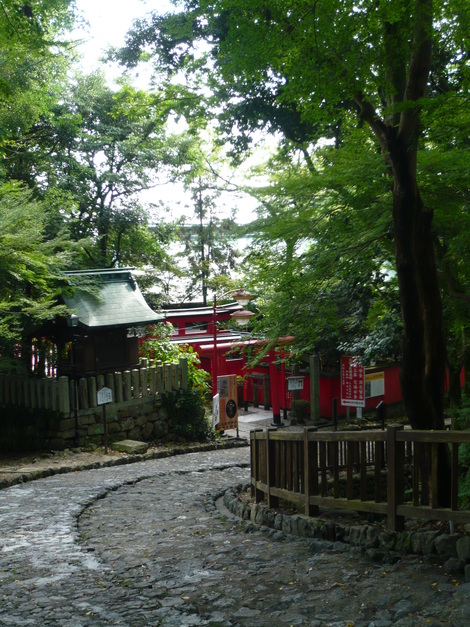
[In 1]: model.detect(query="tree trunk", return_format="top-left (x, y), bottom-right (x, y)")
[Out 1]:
top-left (390, 140), bottom-right (450, 507)
top-left (390, 145), bottom-right (447, 431)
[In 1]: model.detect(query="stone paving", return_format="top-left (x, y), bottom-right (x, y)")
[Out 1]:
top-left (1, 446), bottom-right (470, 626)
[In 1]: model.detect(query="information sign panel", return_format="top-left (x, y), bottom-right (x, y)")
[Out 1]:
top-left (340, 356), bottom-right (365, 407)
top-left (288, 376), bottom-right (304, 391)
top-left (365, 371), bottom-right (385, 398)
top-left (216, 374), bottom-right (238, 431)
top-left (97, 386), bottom-right (113, 405)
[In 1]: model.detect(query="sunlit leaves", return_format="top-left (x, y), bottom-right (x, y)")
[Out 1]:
top-left (0, 183), bottom-right (77, 367)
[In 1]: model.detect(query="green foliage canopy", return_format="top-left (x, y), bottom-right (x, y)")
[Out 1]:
top-left (118, 0), bottom-right (469, 431)
top-left (0, 183), bottom-right (77, 368)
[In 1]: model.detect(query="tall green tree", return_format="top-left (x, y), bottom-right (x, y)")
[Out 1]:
top-left (156, 136), bottom-right (243, 304)
top-left (0, 0), bottom-right (76, 145)
top-left (0, 183), bottom-right (77, 369)
top-left (0, 0), bottom-right (78, 365)
top-left (243, 127), bottom-right (400, 370)
top-left (420, 94), bottom-right (470, 405)
top-left (118, 0), bottom-right (470, 432)
top-left (177, 179), bottom-right (240, 305)
top-left (5, 71), bottom-right (187, 269)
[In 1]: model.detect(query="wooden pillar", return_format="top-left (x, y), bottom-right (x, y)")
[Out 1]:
top-left (303, 427), bottom-right (319, 516)
top-left (179, 357), bottom-right (188, 390)
top-left (269, 361), bottom-right (282, 426)
top-left (387, 424), bottom-right (405, 531)
top-left (114, 372), bottom-right (123, 403)
top-left (265, 427), bottom-right (279, 509)
top-left (59, 376), bottom-right (70, 415)
top-left (310, 354), bottom-right (321, 424)
top-left (88, 376), bottom-right (97, 408)
top-left (123, 370), bottom-right (132, 401)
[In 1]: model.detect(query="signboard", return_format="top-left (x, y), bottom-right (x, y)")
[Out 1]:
top-left (365, 371), bottom-right (385, 398)
top-left (288, 376), bottom-right (304, 391)
top-left (216, 374), bottom-right (238, 431)
top-left (340, 356), bottom-right (365, 408)
top-left (212, 393), bottom-right (220, 428)
top-left (97, 386), bottom-right (113, 405)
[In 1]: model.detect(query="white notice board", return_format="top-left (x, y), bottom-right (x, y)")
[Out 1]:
top-left (97, 387), bottom-right (113, 405)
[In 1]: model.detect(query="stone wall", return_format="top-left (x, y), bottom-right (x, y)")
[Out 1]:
top-left (0, 359), bottom-right (190, 451)
top-left (59, 396), bottom-right (171, 450)
top-left (0, 394), bottom-right (179, 452)
top-left (223, 485), bottom-right (470, 578)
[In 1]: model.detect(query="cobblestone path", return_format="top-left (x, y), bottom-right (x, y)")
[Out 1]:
top-left (1, 447), bottom-right (470, 626)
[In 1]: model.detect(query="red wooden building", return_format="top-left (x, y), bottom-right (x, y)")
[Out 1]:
top-left (162, 304), bottom-right (403, 422)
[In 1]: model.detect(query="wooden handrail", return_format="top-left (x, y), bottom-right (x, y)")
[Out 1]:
top-left (250, 425), bottom-right (470, 531)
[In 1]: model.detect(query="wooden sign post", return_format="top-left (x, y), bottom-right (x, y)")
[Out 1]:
top-left (97, 386), bottom-right (113, 453)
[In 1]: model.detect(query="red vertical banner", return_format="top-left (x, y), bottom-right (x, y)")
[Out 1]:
top-left (340, 356), bottom-right (365, 407)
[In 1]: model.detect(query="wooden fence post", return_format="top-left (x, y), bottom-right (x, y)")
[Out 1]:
top-left (304, 427), bottom-right (319, 516)
top-left (123, 371), bottom-right (132, 401)
top-left (88, 376), bottom-right (97, 408)
top-left (105, 372), bottom-right (115, 397)
top-left (164, 363), bottom-right (172, 392)
top-left (250, 429), bottom-right (264, 501)
top-left (21, 376), bottom-right (29, 408)
top-left (30, 379), bottom-right (37, 409)
top-left (50, 379), bottom-right (58, 412)
top-left (149, 365), bottom-right (156, 396)
top-left (387, 424), bottom-right (405, 531)
top-left (155, 362), bottom-right (163, 396)
top-left (114, 372), bottom-right (123, 403)
top-left (79, 377), bottom-right (89, 410)
top-left (4, 376), bottom-right (11, 405)
top-left (265, 427), bottom-right (279, 509)
top-left (309, 354), bottom-right (321, 424)
top-left (44, 378), bottom-right (53, 411)
top-left (58, 376), bottom-right (70, 415)
top-left (68, 379), bottom-right (74, 414)
top-left (170, 363), bottom-right (177, 390)
top-left (179, 357), bottom-right (188, 390)
top-left (451, 443), bottom-right (459, 511)
top-left (141, 367), bottom-right (150, 397)
top-left (131, 369), bottom-right (140, 399)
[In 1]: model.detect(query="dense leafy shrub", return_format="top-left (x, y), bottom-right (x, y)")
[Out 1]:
top-left (162, 390), bottom-right (214, 442)
top-left (140, 323), bottom-right (211, 396)
top-left (290, 399), bottom-right (310, 424)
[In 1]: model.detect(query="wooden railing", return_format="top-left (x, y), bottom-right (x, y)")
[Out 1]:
top-left (250, 425), bottom-right (470, 531)
top-left (0, 358), bottom-right (188, 417)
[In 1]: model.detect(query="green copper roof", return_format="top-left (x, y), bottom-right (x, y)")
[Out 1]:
top-left (62, 268), bottom-right (162, 329)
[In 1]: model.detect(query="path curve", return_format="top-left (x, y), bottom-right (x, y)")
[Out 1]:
top-left (1, 447), bottom-right (470, 626)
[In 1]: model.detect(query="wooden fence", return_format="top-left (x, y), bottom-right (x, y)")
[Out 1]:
top-left (0, 357), bottom-right (188, 417)
top-left (250, 425), bottom-right (470, 531)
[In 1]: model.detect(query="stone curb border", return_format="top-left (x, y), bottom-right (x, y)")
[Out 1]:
top-left (0, 439), bottom-right (249, 491)
top-left (219, 484), bottom-right (470, 578)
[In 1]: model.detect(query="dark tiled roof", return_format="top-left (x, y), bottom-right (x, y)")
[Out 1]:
top-left (63, 269), bottom-right (162, 329)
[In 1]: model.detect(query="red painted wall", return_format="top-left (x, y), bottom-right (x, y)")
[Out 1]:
top-left (211, 352), bottom-right (402, 419)
top-left (160, 307), bottom-right (407, 420)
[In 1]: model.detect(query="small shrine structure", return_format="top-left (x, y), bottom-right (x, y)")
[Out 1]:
top-left (37, 268), bottom-right (162, 378)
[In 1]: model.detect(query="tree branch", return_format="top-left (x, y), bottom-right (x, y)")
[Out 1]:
top-left (398, 0), bottom-right (433, 142)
